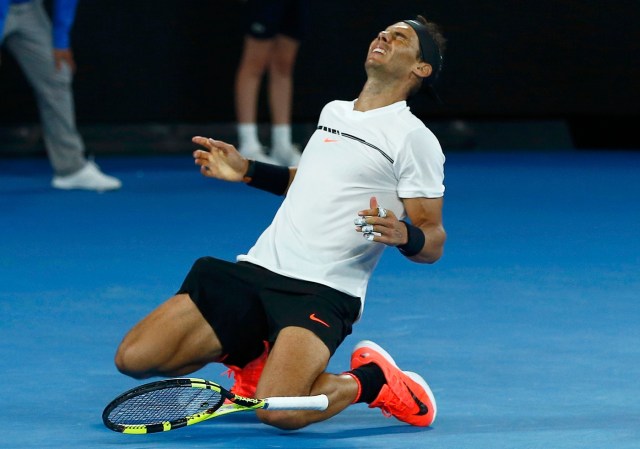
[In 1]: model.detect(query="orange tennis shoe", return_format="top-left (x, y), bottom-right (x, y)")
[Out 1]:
top-left (223, 341), bottom-right (269, 398)
top-left (350, 340), bottom-right (437, 427)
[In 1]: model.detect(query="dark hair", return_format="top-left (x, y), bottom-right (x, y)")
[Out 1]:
top-left (417, 16), bottom-right (446, 59)
top-left (404, 15), bottom-right (446, 98)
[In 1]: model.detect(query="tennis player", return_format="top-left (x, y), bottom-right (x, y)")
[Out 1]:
top-left (115, 15), bottom-right (446, 430)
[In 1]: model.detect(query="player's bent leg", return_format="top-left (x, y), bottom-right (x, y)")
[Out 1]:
top-left (254, 326), bottom-right (359, 430)
top-left (115, 294), bottom-right (224, 379)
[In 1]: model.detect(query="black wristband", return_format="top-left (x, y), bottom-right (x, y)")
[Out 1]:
top-left (243, 160), bottom-right (290, 196)
top-left (397, 221), bottom-right (425, 257)
top-left (243, 159), bottom-right (256, 180)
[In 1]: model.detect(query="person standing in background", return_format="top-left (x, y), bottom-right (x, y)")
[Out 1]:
top-left (0, 0), bottom-right (121, 191)
top-left (234, 0), bottom-right (307, 166)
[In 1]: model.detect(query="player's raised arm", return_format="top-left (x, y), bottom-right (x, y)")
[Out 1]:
top-left (192, 136), bottom-right (297, 195)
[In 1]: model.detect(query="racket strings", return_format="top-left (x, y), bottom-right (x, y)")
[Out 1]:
top-left (108, 387), bottom-right (223, 424)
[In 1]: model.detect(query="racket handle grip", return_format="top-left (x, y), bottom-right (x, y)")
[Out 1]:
top-left (264, 394), bottom-right (329, 411)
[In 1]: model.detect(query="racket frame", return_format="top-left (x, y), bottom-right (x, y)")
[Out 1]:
top-left (103, 377), bottom-right (328, 434)
top-left (103, 378), bottom-right (261, 434)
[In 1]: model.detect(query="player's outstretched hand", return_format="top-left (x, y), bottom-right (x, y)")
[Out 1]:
top-left (192, 136), bottom-right (248, 182)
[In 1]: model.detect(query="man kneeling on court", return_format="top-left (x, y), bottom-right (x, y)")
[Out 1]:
top-left (114, 15), bottom-right (446, 430)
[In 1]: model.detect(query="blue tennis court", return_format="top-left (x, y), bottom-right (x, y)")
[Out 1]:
top-left (1, 149), bottom-right (639, 448)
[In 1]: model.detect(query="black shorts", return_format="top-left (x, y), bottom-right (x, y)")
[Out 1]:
top-left (243, 0), bottom-right (310, 41)
top-left (177, 257), bottom-right (361, 367)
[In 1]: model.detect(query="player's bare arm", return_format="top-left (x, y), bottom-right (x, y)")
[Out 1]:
top-left (401, 196), bottom-right (446, 263)
top-left (355, 196), bottom-right (445, 264)
top-left (193, 136), bottom-right (298, 191)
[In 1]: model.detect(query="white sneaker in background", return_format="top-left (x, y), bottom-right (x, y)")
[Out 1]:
top-left (271, 143), bottom-right (301, 166)
top-left (52, 161), bottom-right (122, 191)
top-left (239, 145), bottom-right (277, 164)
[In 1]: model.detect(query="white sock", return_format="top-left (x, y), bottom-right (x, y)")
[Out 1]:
top-left (238, 123), bottom-right (261, 149)
top-left (271, 124), bottom-right (292, 150)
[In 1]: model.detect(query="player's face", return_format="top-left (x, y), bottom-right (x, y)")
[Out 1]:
top-left (365, 22), bottom-right (421, 71)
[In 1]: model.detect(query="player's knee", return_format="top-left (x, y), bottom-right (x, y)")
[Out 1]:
top-left (114, 341), bottom-right (151, 380)
top-left (255, 409), bottom-right (307, 431)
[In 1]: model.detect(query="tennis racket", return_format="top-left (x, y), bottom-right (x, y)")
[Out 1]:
top-left (102, 377), bottom-right (329, 434)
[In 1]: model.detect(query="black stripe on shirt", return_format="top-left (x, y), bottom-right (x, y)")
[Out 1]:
top-left (317, 126), bottom-right (394, 164)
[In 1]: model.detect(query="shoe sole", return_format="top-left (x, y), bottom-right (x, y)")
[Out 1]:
top-left (52, 176), bottom-right (122, 191)
top-left (52, 182), bottom-right (120, 191)
top-left (353, 340), bottom-right (437, 421)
